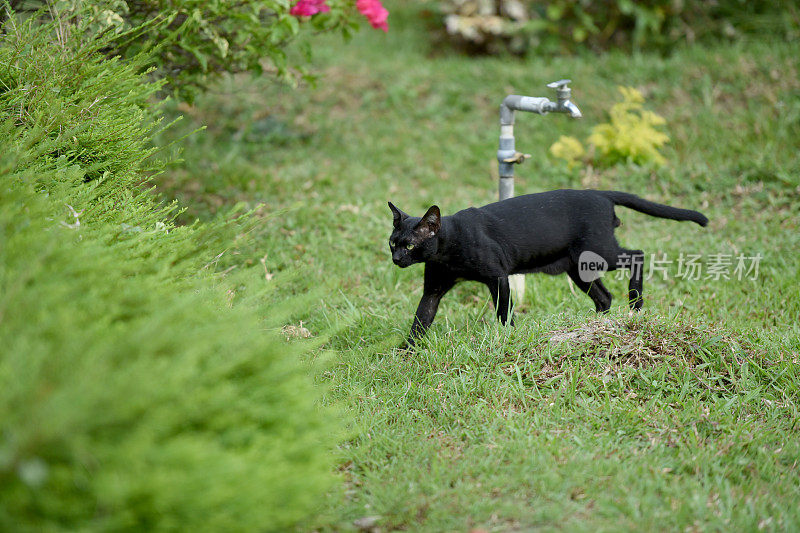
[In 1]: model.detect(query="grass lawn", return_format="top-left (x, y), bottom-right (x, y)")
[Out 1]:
top-left (155, 3), bottom-right (800, 530)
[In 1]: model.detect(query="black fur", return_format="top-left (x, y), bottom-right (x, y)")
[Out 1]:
top-left (388, 189), bottom-right (708, 347)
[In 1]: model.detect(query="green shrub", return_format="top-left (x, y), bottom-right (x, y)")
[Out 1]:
top-left (8, 0), bottom-right (362, 101)
top-left (0, 11), bottom-right (167, 212)
top-left (0, 12), bottom-right (341, 531)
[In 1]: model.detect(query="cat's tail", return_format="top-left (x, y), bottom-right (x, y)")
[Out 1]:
top-left (599, 191), bottom-right (708, 227)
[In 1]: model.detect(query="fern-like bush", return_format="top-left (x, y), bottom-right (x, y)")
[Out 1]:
top-left (588, 86), bottom-right (669, 166)
top-left (0, 12), bottom-right (340, 531)
top-left (550, 86), bottom-right (669, 168)
top-left (548, 134), bottom-right (585, 169)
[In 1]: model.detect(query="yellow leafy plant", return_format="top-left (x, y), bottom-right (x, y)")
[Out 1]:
top-left (551, 86), bottom-right (670, 168)
top-left (549, 135), bottom-right (585, 168)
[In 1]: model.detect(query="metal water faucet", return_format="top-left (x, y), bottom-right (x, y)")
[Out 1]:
top-left (496, 79), bottom-right (582, 303)
top-left (545, 79), bottom-right (582, 118)
top-left (497, 79), bottom-right (583, 200)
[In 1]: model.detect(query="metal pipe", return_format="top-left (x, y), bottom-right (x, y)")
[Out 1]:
top-left (497, 82), bottom-right (582, 200)
top-left (496, 79), bottom-right (582, 300)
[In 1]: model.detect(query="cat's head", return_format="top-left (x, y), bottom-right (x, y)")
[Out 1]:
top-left (387, 202), bottom-right (441, 268)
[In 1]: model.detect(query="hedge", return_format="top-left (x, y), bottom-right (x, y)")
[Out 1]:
top-left (0, 11), bottom-right (340, 531)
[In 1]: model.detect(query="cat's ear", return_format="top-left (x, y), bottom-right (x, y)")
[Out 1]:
top-left (416, 205), bottom-right (441, 237)
top-left (388, 201), bottom-right (409, 227)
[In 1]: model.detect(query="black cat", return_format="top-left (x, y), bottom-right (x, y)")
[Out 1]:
top-left (388, 189), bottom-right (708, 347)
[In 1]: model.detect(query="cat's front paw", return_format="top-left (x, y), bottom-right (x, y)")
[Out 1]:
top-left (398, 338), bottom-right (416, 353)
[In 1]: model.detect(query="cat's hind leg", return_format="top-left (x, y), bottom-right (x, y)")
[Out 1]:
top-left (617, 248), bottom-right (645, 310)
top-left (486, 277), bottom-right (515, 326)
top-left (567, 271), bottom-right (612, 312)
top-left (570, 241), bottom-right (642, 311)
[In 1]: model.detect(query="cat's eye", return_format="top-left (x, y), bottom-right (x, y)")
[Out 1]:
top-left (390, 240), bottom-right (396, 247)
top-left (405, 243), bottom-right (415, 250)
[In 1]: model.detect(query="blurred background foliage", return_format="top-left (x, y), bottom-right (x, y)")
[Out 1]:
top-left (436, 0), bottom-right (800, 55)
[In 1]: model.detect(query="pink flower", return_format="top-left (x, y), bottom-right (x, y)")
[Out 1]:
top-left (289, 0), bottom-right (330, 17)
top-left (356, 0), bottom-right (389, 32)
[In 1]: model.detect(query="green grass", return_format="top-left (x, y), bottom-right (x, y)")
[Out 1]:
top-left (155, 3), bottom-right (800, 530)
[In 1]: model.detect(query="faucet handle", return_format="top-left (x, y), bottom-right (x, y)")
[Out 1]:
top-left (546, 79), bottom-right (572, 90)
top-left (547, 79), bottom-right (573, 101)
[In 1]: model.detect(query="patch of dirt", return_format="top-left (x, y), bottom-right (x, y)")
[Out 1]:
top-left (503, 315), bottom-right (768, 392)
top-left (545, 316), bottom-right (747, 368)
top-left (282, 322), bottom-right (312, 340)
